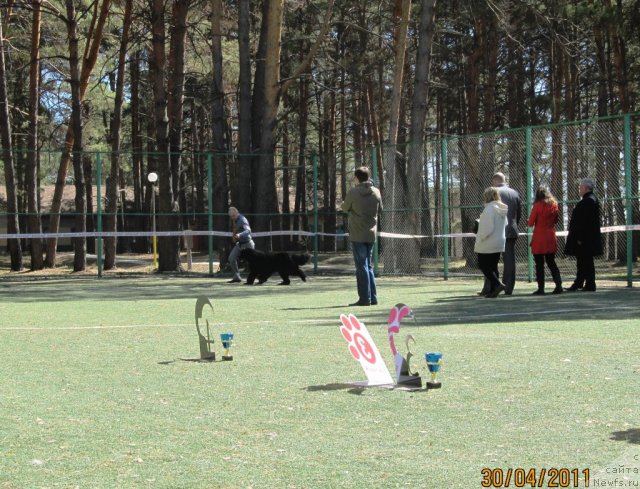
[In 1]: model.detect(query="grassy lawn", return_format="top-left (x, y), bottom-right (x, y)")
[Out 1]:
top-left (1, 275), bottom-right (639, 488)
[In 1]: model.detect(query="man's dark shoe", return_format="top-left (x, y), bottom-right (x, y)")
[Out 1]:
top-left (552, 286), bottom-right (563, 294)
top-left (565, 284), bottom-right (582, 292)
top-left (582, 285), bottom-right (596, 292)
top-left (371, 300), bottom-right (378, 305)
top-left (349, 300), bottom-right (371, 306)
top-left (532, 289), bottom-right (545, 295)
top-left (227, 278), bottom-right (241, 283)
top-left (486, 284), bottom-right (505, 298)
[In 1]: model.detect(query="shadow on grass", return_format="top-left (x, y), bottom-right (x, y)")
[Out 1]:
top-left (282, 304), bottom-right (353, 311)
top-left (358, 288), bottom-right (640, 326)
top-left (1, 274), bottom-right (638, 326)
top-left (0, 274), bottom-right (355, 303)
top-left (610, 429), bottom-right (640, 444)
top-left (304, 383), bottom-right (430, 395)
top-left (304, 383), bottom-right (366, 395)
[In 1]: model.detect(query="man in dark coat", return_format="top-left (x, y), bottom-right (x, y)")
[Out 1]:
top-left (564, 178), bottom-right (603, 292)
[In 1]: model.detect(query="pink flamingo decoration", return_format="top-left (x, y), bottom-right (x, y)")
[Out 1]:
top-left (387, 303), bottom-right (418, 384)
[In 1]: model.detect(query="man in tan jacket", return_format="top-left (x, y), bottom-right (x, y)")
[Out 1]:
top-left (341, 166), bottom-right (383, 306)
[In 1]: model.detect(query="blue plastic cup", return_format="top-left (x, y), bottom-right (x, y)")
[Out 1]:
top-left (220, 333), bottom-right (234, 349)
top-left (425, 352), bottom-right (443, 373)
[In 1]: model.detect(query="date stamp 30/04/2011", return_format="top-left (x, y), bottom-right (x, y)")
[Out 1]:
top-left (480, 468), bottom-right (591, 487)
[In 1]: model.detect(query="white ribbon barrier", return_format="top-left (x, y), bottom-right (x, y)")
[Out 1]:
top-left (1, 224), bottom-right (639, 241)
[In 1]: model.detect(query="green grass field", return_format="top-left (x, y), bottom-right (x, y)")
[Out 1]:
top-left (1, 275), bottom-right (639, 488)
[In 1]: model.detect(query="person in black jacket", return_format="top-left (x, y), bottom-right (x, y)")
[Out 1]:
top-left (564, 178), bottom-right (603, 292)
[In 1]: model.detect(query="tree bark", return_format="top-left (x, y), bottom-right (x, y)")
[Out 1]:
top-left (0, 9), bottom-right (23, 271)
top-left (45, 0), bottom-right (111, 267)
top-left (236, 0), bottom-right (252, 211)
top-left (383, 0), bottom-right (411, 273)
top-left (27, 0), bottom-right (43, 270)
top-left (253, 0), bottom-right (284, 243)
top-left (150, 0), bottom-right (181, 271)
top-left (407, 0), bottom-right (437, 264)
top-left (104, 0), bottom-right (133, 269)
top-left (130, 51), bottom-right (143, 228)
top-left (253, 0), bottom-right (334, 243)
top-left (211, 0), bottom-right (229, 255)
top-left (168, 0), bottom-right (189, 200)
top-left (65, 0), bottom-right (87, 272)
top-left (250, 0), bottom-right (269, 213)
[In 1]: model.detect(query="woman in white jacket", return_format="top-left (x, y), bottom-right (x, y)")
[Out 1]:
top-left (474, 187), bottom-right (509, 298)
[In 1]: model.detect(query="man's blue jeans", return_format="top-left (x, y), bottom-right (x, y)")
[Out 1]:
top-left (351, 242), bottom-right (377, 304)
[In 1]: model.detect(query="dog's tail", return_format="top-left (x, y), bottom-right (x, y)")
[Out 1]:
top-left (293, 253), bottom-right (310, 265)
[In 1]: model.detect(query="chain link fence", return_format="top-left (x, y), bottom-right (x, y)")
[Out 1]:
top-left (1, 114), bottom-right (639, 283)
top-left (378, 113), bottom-right (640, 285)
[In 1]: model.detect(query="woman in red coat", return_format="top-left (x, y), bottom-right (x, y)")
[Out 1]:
top-left (527, 187), bottom-right (563, 295)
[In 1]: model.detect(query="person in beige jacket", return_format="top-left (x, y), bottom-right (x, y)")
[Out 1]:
top-left (474, 187), bottom-right (508, 298)
top-left (341, 166), bottom-right (383, 306)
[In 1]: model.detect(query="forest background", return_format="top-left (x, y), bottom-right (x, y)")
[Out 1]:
top-left (0, 0), bottom-right (638, 272)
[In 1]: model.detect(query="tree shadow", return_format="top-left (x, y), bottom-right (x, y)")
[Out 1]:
top-left (0, 274), bottom-right (353, 303)
top-left (401, 287), bottom-right (640, 326)
top-left (610, 429), bottom-right (640, 444)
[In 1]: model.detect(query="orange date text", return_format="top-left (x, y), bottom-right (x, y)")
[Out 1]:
top-left (480, 468), bottom-right (590, 487)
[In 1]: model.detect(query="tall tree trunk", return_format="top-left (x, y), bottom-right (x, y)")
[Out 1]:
top-left (44, 0), bottom-right (111, 267)
top-left (253, 0), bottom-right (334, 240)
top-left (151, 0), bottom-right (181, 271)
top-left (84, 153), bottom-right (95, 255)
top-left (236, 0), bottom-right (252, 211)
top-left (384, 0), bottom-right (411, 273)
top-left (250, 0), bottom-right (269, 213)
top-left (195, 106), bottom-right (206, 221)
top-left (604, 0), bottom-right (632, 261)
top-left (104, 0), bottom-right (133, 269)
top-left (550, 34), bottom-right (567, 206)
top-left (281, 128), bottom-right (290, 248)
top-left (130, 50), bottom-right (143, 239)
top-left (254, 0), bottom-right (284, 244)
top-left (294, 78), bottom-right (308, 233)
top-left (387, 0), bottom-right (411, 146)
top-left (365, 81), bottom-right (383, 190)
top-left (168, 0), bottom-right (189, 202)
top-left (327, 91), bottom-right (337, 251)
top-left (407, 0), bottom-right (436, 264)
top-left (460, 11), bottom-right (484, 263)
top-left (211, 0), bottom-right (229, 256)
top-left (27, 0), bottom-right (43, 270)
top-left (65, 0), bottom-right (87, 272)
top-left (0, 9), bottom-right (23, 271)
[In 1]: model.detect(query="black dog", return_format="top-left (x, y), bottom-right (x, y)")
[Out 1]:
top-left (239, 248), bottom-right (309, 285)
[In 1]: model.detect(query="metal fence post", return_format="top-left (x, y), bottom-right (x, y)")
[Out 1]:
top-left (371, 148), bottom-right (379, 276)
top-left (623, 114), bottom-right (633, 287)
top-left (207, 153), bottom-right (214, 276)
top-left (525, 127), bottom-right (533, 283)
top-left (312, 152), bottom-right (319, 273)
top-left (96, 152), bottom-right (103, 278)
top-left (441, 137), bottom-right (449, 280)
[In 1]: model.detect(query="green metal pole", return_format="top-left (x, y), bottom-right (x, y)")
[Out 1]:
top-left (371, 148), bottom-right (379, 276)
top-left (96, 152), bottom-right (103, 278)
top-left (312, 152), bottom-right (319, 273)
top-left (207, 153), bottom-right (214, 276)
top-left (441, 138), bottom-right (449, 280)
top-left (623, 114), bottom-right (633, 287)
top-left (525, 127), bottom-right (534, 283)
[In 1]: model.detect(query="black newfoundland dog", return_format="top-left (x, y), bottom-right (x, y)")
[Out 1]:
top-left (239, 248), bottom-right (309, 285)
